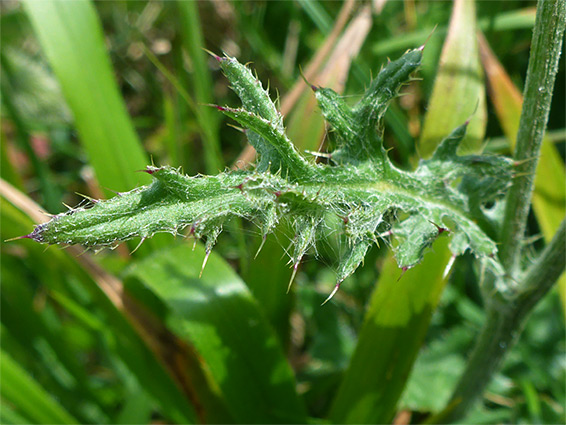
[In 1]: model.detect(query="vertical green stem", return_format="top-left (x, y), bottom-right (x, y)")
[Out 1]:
top-left (499, 0), bottom-right (565, 274)
top-left (438, 306), bottom-right (520, 423)
top-left (434, 1), bottom-right (566, 421)
top-left (438, 219), bottom-right (566, 423)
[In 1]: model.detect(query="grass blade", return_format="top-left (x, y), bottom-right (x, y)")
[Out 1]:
top-left (0, 350), bottom-right (78, 424)
top-left (0, 53), bottom-right (62, 211)
top-left (372, 7), bottom-right (536, 57)
top-left (23, 0), bottom-right (150, 195)
top-left (419, 0), bottom-right (486, 157)
top-left (1, 180), bottom-right (198, 424)
top-left (176, 0), bottom-right (223, 173)
top-left (125, 243), bottom-right (308, 423)
top-left (329, 237), bottom-right (452, 423)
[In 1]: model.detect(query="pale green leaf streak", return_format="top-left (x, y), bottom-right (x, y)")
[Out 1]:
top-left (419, 0), bottom-right (486, 157)
top-left (1, 350), bottom-right (78, 424)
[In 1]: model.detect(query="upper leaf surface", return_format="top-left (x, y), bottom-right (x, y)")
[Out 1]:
top-left (25, 48), bottom-right (513, 288)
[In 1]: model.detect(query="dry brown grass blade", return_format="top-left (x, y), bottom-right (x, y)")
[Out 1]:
top-left (279, 0), bottom-right (357, 114)
top-left (314, 5), bottom-right (372, 93)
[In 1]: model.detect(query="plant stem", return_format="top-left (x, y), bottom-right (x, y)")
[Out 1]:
top-left (499, 0), bottom-right (565, 275)
top-left (515, 218), bottom-right (566, 313)
top-left (434, 1), bottom-right (566, 421)
top-left (438, 218), bottom-right (566, 424)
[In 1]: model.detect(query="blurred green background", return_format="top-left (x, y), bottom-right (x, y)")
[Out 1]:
top-left (1, 0), bottom-right (564, 423)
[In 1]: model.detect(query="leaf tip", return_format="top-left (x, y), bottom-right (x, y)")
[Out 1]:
top-left (420, 23), bottom-right (438, 53)
top-left (287, 261), bottom-right (300, 293)
top-left (130, 237), bottom-right (146, 254)
top-left (5, 233), bottom-right (34, 242)
top-left (137, 166), bottom-right (157, 175)
top-left (203, 48), bottom-right (225, 63)
top-left (254, 234), bottom-right (267, 259)
top-left (321, 280), bottom-right (342, 306)
top-left (199, 248), bottom-right (211, 278)
top-left (9, 224), bottom-right (46, 244)
top-left (397, 266), bottom-right (410, 282)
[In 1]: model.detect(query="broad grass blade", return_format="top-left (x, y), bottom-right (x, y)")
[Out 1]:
top-left (1, 183), bottom-right (198, 424)
top-left (125, 243), bottom-right (309, 424)
top-left (23, 0), bottom-right (151, 195)
top-left (329, 237), bottom-right (452, 423)
top-left (0, 350), bottom-right (78, 424)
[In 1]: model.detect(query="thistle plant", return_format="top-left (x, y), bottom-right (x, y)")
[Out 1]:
top-left (23, 46), bottom-right (515, 302)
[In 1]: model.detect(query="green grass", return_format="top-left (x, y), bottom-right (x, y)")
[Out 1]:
top-left (1, 1), bottom-right (564, 424)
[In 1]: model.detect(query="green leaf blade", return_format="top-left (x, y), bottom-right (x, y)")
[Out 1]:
top-left (1, 350), bottom-right (78, 425)
top-left (418, 0), bottom-right (486, 157)
top-left (329, 237), bottom-right (453, 423)
top-left (125, 244), bottom-right (308, 423)
top-left (23, 0), bottom-right (150, 195)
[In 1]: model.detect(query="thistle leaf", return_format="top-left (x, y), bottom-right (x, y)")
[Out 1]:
top-left (216, 55), bottom-right (309, 177)
top-left (24, 48), bottom-right (514, 292)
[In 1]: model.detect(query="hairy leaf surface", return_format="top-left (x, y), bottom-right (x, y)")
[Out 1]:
top-left (26, 48), bottom-right (514, 289)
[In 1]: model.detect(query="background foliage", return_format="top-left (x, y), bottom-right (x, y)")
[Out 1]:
top-left (1, 0), bottom-right (564, 424)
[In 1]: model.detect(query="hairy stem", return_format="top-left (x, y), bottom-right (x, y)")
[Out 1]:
top-left (439, 218), bottom-right (566, 423)
top-left (434, 1), bottom-right (566, 421)
top-left (499, 0), bottom-right (565, 274)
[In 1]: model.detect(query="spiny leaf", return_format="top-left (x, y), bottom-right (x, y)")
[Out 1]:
top-left (215, 106), bottom-right (312, 179)
top-left (23, 48), bottom-right (514, 298)
top-left (216, 55), bottom-right (303, 176)
top-left (315, 47), bottom-right (423, 164)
